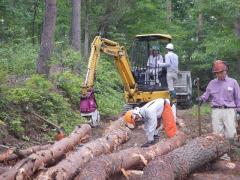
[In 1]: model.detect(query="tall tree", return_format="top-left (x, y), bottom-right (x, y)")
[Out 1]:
top-left (32, 0), bottom-right (39, 44)
top-left (70, 0), bottom-right (81, 51)
top-left (167, 0), bottom-right (172, 23)
top-left (36, 0), bottom-right (57, 75)
top-left (196, 13), bottom-right (203, 42)
top-left (83, 0), bottom-right (90, 59)
top-left (235, 14), bottom-right (240, 73)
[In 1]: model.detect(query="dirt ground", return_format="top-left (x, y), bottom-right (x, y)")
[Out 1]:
top-left (1, 108), bottom-right (240, 179)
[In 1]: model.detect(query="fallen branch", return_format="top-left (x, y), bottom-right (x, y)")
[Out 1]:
top-left (0, 124), bottom-right (91, 180)
top-left (75, 131), bottom-right (187, 180)
top-left (36, 119), bottom-right (131, 180)
top-left (143, 134), bottom-right (230, 180)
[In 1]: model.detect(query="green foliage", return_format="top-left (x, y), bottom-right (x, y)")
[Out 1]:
top-left (3, 74), bottom-right (86, 134)
top-left (94, 57), bottom-right (125, 116)
top-left (51, 46), bottom-right (82, 70)
top-left (9, 116), bottom-right (25, 134)
top-left (189, 104), bottom-right (211, 117)
top-left (0, 42), bottom-right (38, 75)
top-left (56, 71), bottom-right (83, 107)
top-left (4, 75), bottom-right (52, 106)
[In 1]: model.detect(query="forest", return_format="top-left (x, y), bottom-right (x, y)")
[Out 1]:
top-left (0, 0), bottom-right (240, 179)
top-left (0, 0), bottom-right (240, 149)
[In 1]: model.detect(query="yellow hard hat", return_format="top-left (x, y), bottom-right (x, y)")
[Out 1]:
top-left (123, 110), bottom-right (135, 129)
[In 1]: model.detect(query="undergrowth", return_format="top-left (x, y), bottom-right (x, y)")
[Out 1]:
top-left (0, 42), bottom-right (125, 141)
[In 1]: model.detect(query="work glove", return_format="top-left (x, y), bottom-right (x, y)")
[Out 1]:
top-left (141, 140), bottom-right (155, 148)
top-left (195, 97), bottom-right (203, 106)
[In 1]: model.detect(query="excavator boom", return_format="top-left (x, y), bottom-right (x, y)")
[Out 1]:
top-left (81, 36), bottom-right (136, 97)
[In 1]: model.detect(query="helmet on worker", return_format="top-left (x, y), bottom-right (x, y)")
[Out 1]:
top-left (123, 107), bottom-right (142, 129)
top-left (152, 45), bottom-right (160, 51)
top-left (166, 43), bottom-right (174, 50)
top-left (212, 60), bottom-right (228, 73)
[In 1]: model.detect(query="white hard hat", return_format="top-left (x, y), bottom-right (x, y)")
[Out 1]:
top-left (132, 107), bottom-right (142, 118)
top-left (152, 46), bottom-right (160, 51)
top-left (166, 43), bottom-right (174, 50)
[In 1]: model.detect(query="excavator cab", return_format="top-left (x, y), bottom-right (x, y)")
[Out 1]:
top-left (130, 34), bottom-right (172, 91)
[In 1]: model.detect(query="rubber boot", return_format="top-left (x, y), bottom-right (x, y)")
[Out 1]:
top-left (170, 90), bottom-right (177, 104)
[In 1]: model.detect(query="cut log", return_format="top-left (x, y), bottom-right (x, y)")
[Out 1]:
top-left (0, 124), bottom-right (91, 180)
top-left (143, 134), bottom-right (230, 180)
top-left (122, 170), bottom-right (143, 180)
top-left (0, 166), bottom-right (10, 175)
top-left (190, 173), bottom-right (240, 180)
top-left (0, 144), bottom-right (52, 162)
top-left (36, 119), bottom-right (131, 180)
top-left (75, 131), bottom-right (187, 180)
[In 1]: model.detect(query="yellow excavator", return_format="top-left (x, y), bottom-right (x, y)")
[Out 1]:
top-left (79, 34), bottom-right (191, 126)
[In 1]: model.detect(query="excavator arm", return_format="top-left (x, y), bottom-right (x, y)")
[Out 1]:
top-left (79, 36), bottom-right (137, 126)
top-left (81, 36), bottom-right (136, 99)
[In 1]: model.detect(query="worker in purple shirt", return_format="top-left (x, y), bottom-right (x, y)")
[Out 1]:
top-left (197, 60), bottom-right (240, 161)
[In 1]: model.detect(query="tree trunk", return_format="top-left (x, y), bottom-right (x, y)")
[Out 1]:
top-left (235, 15), bottom-right (240, 73)
top-left (143, 134), bottom-right (230, 180)
top-left (167, 0), bottom-right (172, 23)
top-left (36, 0), bottom-right (57, 76)
top-left (235, 14), bottom-right (240, 39)
top-left (70, 0), bottom-right (81, 51)
top-left (197, 13), bottom-right (204, 42)
top-left (75, 131), bottom-right (187, 180)
top-left (36, 119), bottom-right (131, 180)
top-left (0, 144), bottom-right (52, 162)
top-left (32, 0), bottom-right (39, 44)
top-left (190, 173), bottom-right (240, 180)
top-left (0, 124), bottom-right (91, 180)
top-left (83, 13), bottom-right (89, 60)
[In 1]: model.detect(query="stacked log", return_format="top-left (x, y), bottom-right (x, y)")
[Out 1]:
top-left (0, 124), bottom-right (91, 180)
top-left (75, 131), bottom-right (187, 180)
top-left (143, 133), bottom-right (230, 180)
top-left (0, 144), bottom-right (52, 162)
top-left (36, 119), bottom-right (131, 180)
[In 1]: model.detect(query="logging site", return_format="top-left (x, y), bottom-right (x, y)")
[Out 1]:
top-left (1, 0), bottom-right (240, 180)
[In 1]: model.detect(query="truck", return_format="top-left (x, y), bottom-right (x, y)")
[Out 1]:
top-left (79, 34), bottom-right (192, 126)
top-left (174, 71), bottom-right (192, 108)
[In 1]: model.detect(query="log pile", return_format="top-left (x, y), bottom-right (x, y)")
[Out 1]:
top-left (0, 124), bottom-right (92, 180)
top-left (36, 120), bottom-right (131, 180)
top-left (0, 144), bottom-right (52, 163)
top-left (76, 131), bottom-right (187, 180)
top-left (0, 118), bottom-right (236, 180)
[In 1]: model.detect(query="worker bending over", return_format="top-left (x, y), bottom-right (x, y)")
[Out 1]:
top-left (124, 98), bottom-right (178, 147)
